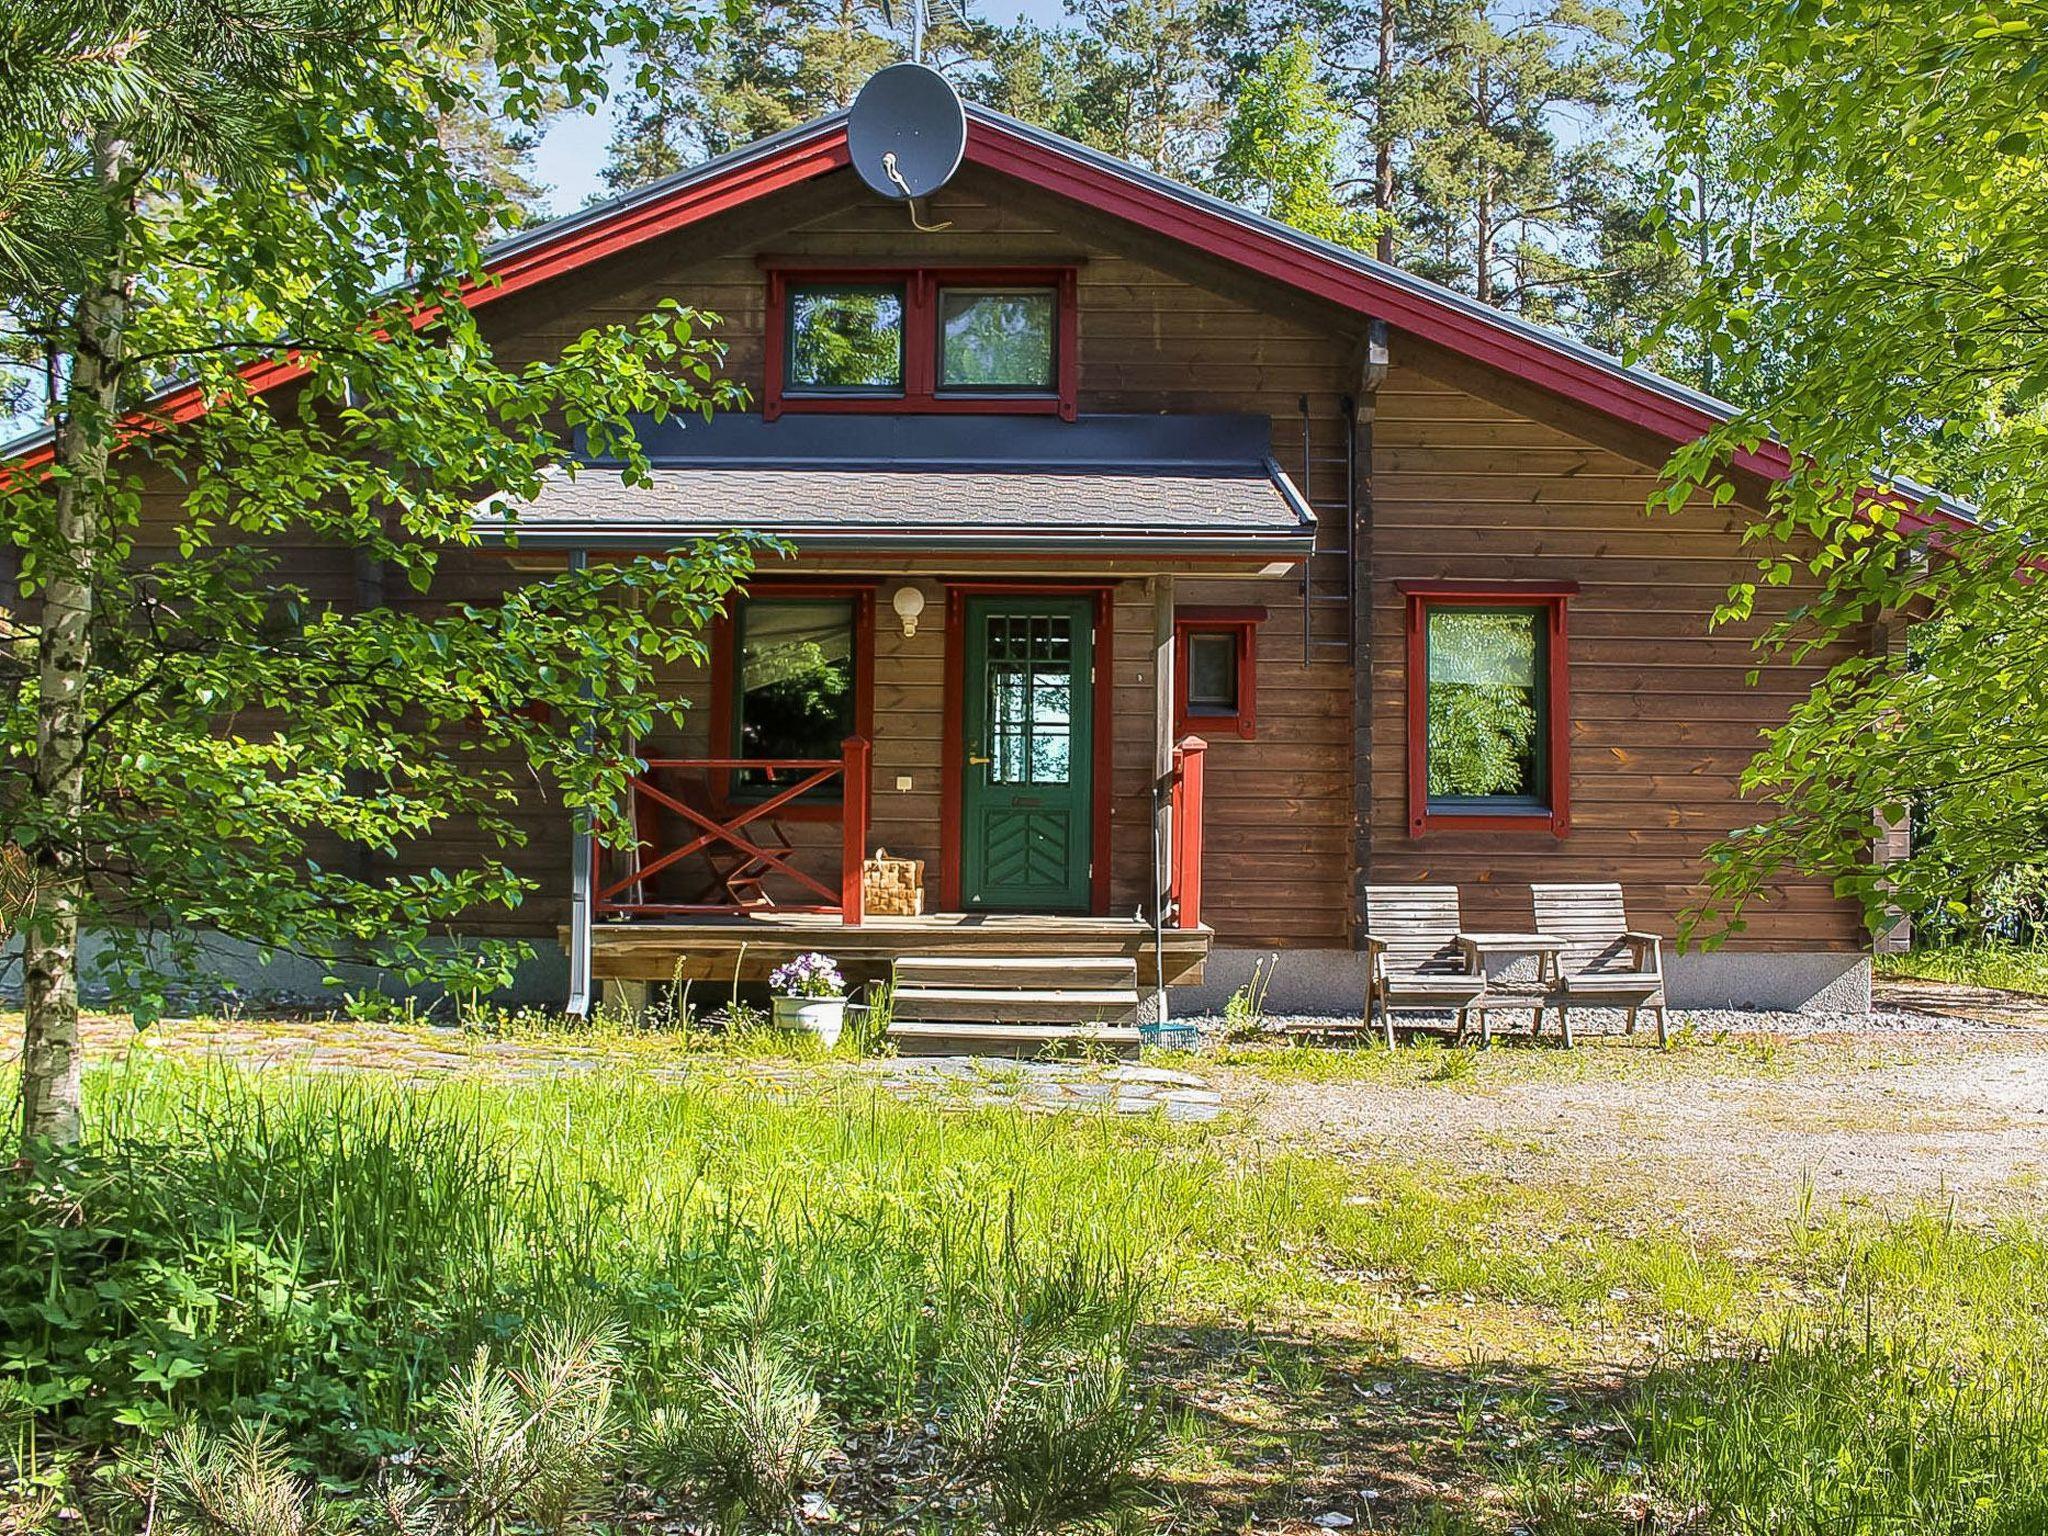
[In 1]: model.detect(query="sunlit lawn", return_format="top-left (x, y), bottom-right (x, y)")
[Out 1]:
top-left (2, 1024), bottom-right (2045, 1533)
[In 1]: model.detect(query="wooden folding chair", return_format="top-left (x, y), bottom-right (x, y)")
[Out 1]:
top-left (1362, 885), bottom-right (1489, 1049)
top-left (1531, 882), bottom-right (1668, 1047)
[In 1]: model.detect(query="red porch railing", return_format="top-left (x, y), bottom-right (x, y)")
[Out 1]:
top-left (594, 735), bottom-right (871, 923)
top-left (1167, 734), bottom-right (1207, 930)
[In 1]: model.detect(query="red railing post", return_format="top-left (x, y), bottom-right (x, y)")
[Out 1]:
top-left (840, 735), bottom-right (871, 925)
top-left (1170, 735), bottom-right (1207, 930)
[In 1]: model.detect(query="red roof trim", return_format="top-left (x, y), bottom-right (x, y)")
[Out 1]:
top-left (2, 111), bottom-right (1963, 538)
top-left (960, 121), bottom-right (1814, 483)
top-left (5, 130), bottom-right (851, 480)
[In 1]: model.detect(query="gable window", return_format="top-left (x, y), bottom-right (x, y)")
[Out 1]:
top-left (785, 283), bottom-right (905, 393)
top-left (938, 287), bottom-right (1057, 391)
top-left (1174, 607), bottom-right (1261, 739)
top-left (1402, 582), bottom-right (1573, 837)
top-left (764, 266), bottom-right (1078, 419)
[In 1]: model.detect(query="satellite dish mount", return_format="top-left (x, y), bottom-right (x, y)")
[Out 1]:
top-left (848, 62), bottom-right (966, 234)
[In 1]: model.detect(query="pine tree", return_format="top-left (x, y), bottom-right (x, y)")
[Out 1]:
top-left (602, 0), bottom-right (981, 189)
top-left (1393, 1), bottom-right (1635, 310)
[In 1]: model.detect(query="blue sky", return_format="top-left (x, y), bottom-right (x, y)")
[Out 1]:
top-left (527, 0), bottom-right (1070, 217)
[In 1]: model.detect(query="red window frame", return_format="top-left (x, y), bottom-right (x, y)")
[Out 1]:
top-left (1401, 580), bottom-right (1574, 839)
top-left (762, 262), bottom-right (1079, 420)
top-left (1174, 606), bottom-right (1262, 739)
top-left (706, 582), bottom-right (877, 823)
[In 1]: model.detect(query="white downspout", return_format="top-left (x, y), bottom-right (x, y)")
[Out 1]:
top-left (1151, 574), bottom-right (1175, 1022)
top-left (565, 547), bottom-right (595, 1016)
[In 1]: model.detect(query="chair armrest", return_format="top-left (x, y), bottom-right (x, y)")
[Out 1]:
top-left (1624, 932), bottom-right (1664, 975)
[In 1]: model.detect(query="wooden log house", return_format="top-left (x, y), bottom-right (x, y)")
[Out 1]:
top-left (7, 97), bottom-right (1961, 1033)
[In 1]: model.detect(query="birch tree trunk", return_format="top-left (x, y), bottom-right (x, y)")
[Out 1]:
top-left (18, 135), bottom-right (131, 1148)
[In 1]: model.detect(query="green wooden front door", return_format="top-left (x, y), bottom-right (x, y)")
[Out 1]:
top-left (961, 597), bottom-right (1094, 913)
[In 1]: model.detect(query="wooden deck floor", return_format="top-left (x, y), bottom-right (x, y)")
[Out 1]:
top-left (575, 912), bottom-right (1211, 987)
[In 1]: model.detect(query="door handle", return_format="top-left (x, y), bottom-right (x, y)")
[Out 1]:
top-left (968, 754), bottom-right (992, 766)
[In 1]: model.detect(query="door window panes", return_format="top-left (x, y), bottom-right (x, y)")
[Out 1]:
top-left (938, 288), bottom-right (1057, 391)
top-left (787, 284), bottom-right (905, 391)
top-left (984, 613), bottom-right (1073, 784)
top-left (1425, 607), bottom-right (1544, 804)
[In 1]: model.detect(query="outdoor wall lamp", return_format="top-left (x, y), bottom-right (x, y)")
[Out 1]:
top-left (892, 582), bottom-right (927, 639)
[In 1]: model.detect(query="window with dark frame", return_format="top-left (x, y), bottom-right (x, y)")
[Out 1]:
top-left (1424, 607), bottom-right (1546, 807)
top-left (785, 283), bottom-right (905, 393)
top-left (1402, 584), bottom-right (1572, 837)
top-left (1173, 610), bottom-right (1259, 739)
top-left (937, 286), bottom-right (1057, 392)
top-left (731, 596), bottom-right (858, 799)
top-left (1186, 632), bottom-right (1238, 716)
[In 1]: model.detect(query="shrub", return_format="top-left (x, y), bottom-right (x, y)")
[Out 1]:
top-left (428, 1319), bottom-right (626, 1536)
top-left (1422, 1044), bottom-right (1478, 1083)
top-left (937, 1260), bottom-right (1158, 1532)
top-left (640, 1338), bottom-right (828, 1519)
top-left (155, 1421), bottom-right (338, 1536)
top-left (1221, 956), bottom-right (1275, 1042)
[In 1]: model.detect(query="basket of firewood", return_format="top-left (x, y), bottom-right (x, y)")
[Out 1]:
top-left (861, 847), bottom-right (925, 917)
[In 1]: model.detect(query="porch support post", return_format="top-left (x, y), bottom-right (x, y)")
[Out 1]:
top-left (566, 548), bottom-right (595, 1017)
top-left (841, 734), bottom-right (870, 925)
top-left (1151, 575), bottom-right (1175, 1018)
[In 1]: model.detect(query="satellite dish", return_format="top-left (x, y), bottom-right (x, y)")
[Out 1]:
top-left (848, 63), bottom-right (967, 202)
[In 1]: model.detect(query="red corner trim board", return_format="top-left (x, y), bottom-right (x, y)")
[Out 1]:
top-left (3, 114), bottom-right (1960, 536)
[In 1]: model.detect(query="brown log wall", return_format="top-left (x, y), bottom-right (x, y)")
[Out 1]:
top-left (94, 160), bottom-right (1862, 955)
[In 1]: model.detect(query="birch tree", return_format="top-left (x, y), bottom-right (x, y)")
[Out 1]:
top-left (0, 0), bottom-right (748, 1146)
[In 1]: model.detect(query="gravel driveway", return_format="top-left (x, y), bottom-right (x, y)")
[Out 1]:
top-left (1222, 987), bottom-right (2048, 1226)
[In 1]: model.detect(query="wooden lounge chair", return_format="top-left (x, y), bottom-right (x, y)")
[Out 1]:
top-left (1362, 885), bottom-right (1488, 1049)
top-left (1531, 882), bottom-right (1669, 1047)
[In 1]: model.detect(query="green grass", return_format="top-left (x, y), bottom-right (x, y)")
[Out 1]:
top-left (1876, 942), bottom-right (2048, 998)
top-left (1148, 1028), bottom-right (1824, 1088)
top-left (5, 1043), bottom-right (2047, 1533)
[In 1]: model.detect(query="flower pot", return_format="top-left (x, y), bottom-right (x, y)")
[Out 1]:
top-left (774, 994), bottom-right (846, 1048)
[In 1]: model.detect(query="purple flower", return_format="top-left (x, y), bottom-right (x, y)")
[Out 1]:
top-left (770, 951), bottom-right (846, 999)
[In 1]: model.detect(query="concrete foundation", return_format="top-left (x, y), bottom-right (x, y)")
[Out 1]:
top-left (0, 929), bottom-right (571, 1015)
top-left (1173, 945), bottom-right (1873, 1017)
top-left (4, 931), bottom-right (1871, 1020)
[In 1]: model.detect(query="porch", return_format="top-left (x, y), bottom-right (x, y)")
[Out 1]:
top-left (583, 910), bottom-right (1212, 988)
top-left (576, 737), bottom-right (1215, 1045)
top-left (508, 410), bottom-right (1317, 1036)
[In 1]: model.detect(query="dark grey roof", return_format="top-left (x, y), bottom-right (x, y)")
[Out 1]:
top-left (478, 412), bottom-right (1315, 555)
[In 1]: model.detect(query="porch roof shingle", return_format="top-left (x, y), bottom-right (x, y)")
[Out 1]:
top-left (476, 412), bottom-right (1318, 558)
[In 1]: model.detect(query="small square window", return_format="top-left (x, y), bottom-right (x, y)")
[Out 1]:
top-left (938, 287), bottom-right (1057, 391)
top-left (1185, 632), bottom-right (1239, 715)
top-left (1174, 613), bottom-right (1258, 739)
top-left (786, 283), bottom-right (904, 392)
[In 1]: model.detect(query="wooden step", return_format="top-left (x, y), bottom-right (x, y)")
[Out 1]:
top-left (886, 1021), bottom-right (1142, 1059)
top-left (890, 987), bottom-right (1139, 1024)
top-left (892, 955), bottom-right (1138, 990)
